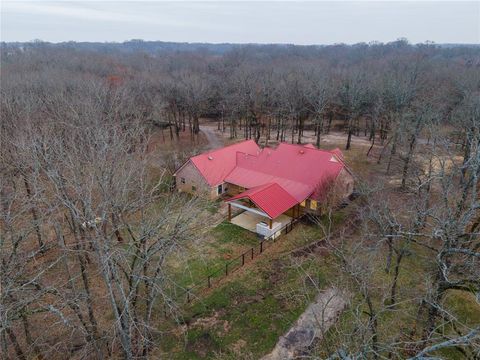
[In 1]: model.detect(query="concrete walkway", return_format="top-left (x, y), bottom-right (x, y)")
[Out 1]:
top-left (262, 287), bottom-right (349, 360)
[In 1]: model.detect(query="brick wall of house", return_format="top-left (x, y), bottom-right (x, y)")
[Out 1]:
top-left (175, 161), bottom-right (218, 199)
top-left (336, 168), bottom-right (355, 199)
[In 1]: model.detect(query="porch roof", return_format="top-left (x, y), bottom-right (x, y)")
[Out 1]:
top-left (226, 183), bottom-right (298, 219)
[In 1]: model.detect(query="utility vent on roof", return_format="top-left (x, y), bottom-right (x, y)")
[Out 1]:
top-left (208, 156), bottom-right (213, 160)
top-left (299, 150), bottom-right (305, 154)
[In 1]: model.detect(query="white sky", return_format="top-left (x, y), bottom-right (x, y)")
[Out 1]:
top-left (1, 1), bottom-right (479, 44)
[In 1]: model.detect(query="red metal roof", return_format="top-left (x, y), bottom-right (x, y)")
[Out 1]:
top-left (187, 140), bottom-right (260, 186)
top-left (177, 140), bottom-right (349, 218)
top-left (227, 183), bottom-right (298, 219)
top-left (224, 167), bottom-right (313, 202)
top-left (225, 143), bottom-right (344, 202)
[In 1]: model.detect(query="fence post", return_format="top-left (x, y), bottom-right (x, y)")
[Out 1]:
top-left (260, 241), bottom-right (263, 253)
top-left (242, 253), bottom-right (245, 266)
top-left (225, 263), bottom-right (228, 276)
top-left (208, 276), bottom-right (211, 288)
top-left (251, 247), bottom-right (254, 259)
top-left (186, 289), bottom-right (191, 303)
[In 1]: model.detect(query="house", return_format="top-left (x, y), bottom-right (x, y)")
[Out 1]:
top-left (174, 140), bottom-right (354, 233)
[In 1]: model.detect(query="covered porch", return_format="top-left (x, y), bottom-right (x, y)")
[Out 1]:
top-left (230, 210), bottom-right (293, 234)
top-left (225, 183), bottom-right (302, 237)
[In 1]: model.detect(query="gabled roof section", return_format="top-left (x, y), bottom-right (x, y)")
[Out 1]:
top-left (226, 183), bottom-right (298, 219)
top-left (184, 140), bottom-right (260, 186)
top-left (330, 147), bottom-right (345, 161)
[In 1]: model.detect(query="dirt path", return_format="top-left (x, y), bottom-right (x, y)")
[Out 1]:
top-left (200, 125), bottom-right (223, 150)
top-left (262, 287), bottom-right (349, 360)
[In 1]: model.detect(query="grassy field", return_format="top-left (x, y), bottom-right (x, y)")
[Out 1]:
top-left (165, 221), bottom-right (260, 291)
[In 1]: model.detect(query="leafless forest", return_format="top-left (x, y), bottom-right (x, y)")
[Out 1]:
top-left (1, 40), bottom-right (479, 359)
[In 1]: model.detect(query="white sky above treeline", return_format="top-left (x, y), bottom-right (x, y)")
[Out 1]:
top-left (1, 1), bottom-right (479, 44)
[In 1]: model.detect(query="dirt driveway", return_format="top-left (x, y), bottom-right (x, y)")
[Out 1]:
top-left (200, 125), bottom-right (223, 150)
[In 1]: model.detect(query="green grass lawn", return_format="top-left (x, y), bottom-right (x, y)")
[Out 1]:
top-left (165, 221), bottom-right (260, 291)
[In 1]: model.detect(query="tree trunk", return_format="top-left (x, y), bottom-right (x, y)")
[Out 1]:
top-left (23, 176), bottom-right (44, 250)
top-left (326, 111), bottom-right (333, 133)
top-left (365, 294), bottom-right (379, 359)
top-left (385, 238), bottom-right (393, 274)
top-left (386, 131), bottom-right (399, 173)
top-left (345, 116), bottom-right (353, 150)
top-left (315, 116), bottom-right (323, 148)
top-left (6, 327), bottom-right (26, 360)
top-left (390, 250), bottom-right (405, 305)
top-left (401, 118), bottom-right (422, 189)
top-left (21, 313), bottom-right (44, 359)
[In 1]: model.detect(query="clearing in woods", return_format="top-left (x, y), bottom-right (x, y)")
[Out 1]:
top-left (152, 127), bottom-right (379, 359)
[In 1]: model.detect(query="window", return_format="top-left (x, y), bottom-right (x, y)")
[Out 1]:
top-left (192, 185), bottom-right (196, 191)
top-left (181, 177), bottom-right (186, 184)
top-left (310, 200), bottom-right (318, 210)
top-left (217, 184), bottom-right (223, 195)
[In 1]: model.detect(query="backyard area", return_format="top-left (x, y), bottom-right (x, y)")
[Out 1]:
top-left (165, 220), bottom-right (260, 294)
top-left (156, 207), bottom-right (346, 358)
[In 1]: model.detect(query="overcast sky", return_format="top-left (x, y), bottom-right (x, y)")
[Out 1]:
top-left (1, 1), bottom-right (479, 44)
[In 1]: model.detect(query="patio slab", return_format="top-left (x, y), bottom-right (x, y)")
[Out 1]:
top-left (231, 211), bottom-right (292, 234)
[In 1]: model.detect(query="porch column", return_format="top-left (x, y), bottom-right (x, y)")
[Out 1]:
top-left (228, 203), bottom-right (231, 221)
